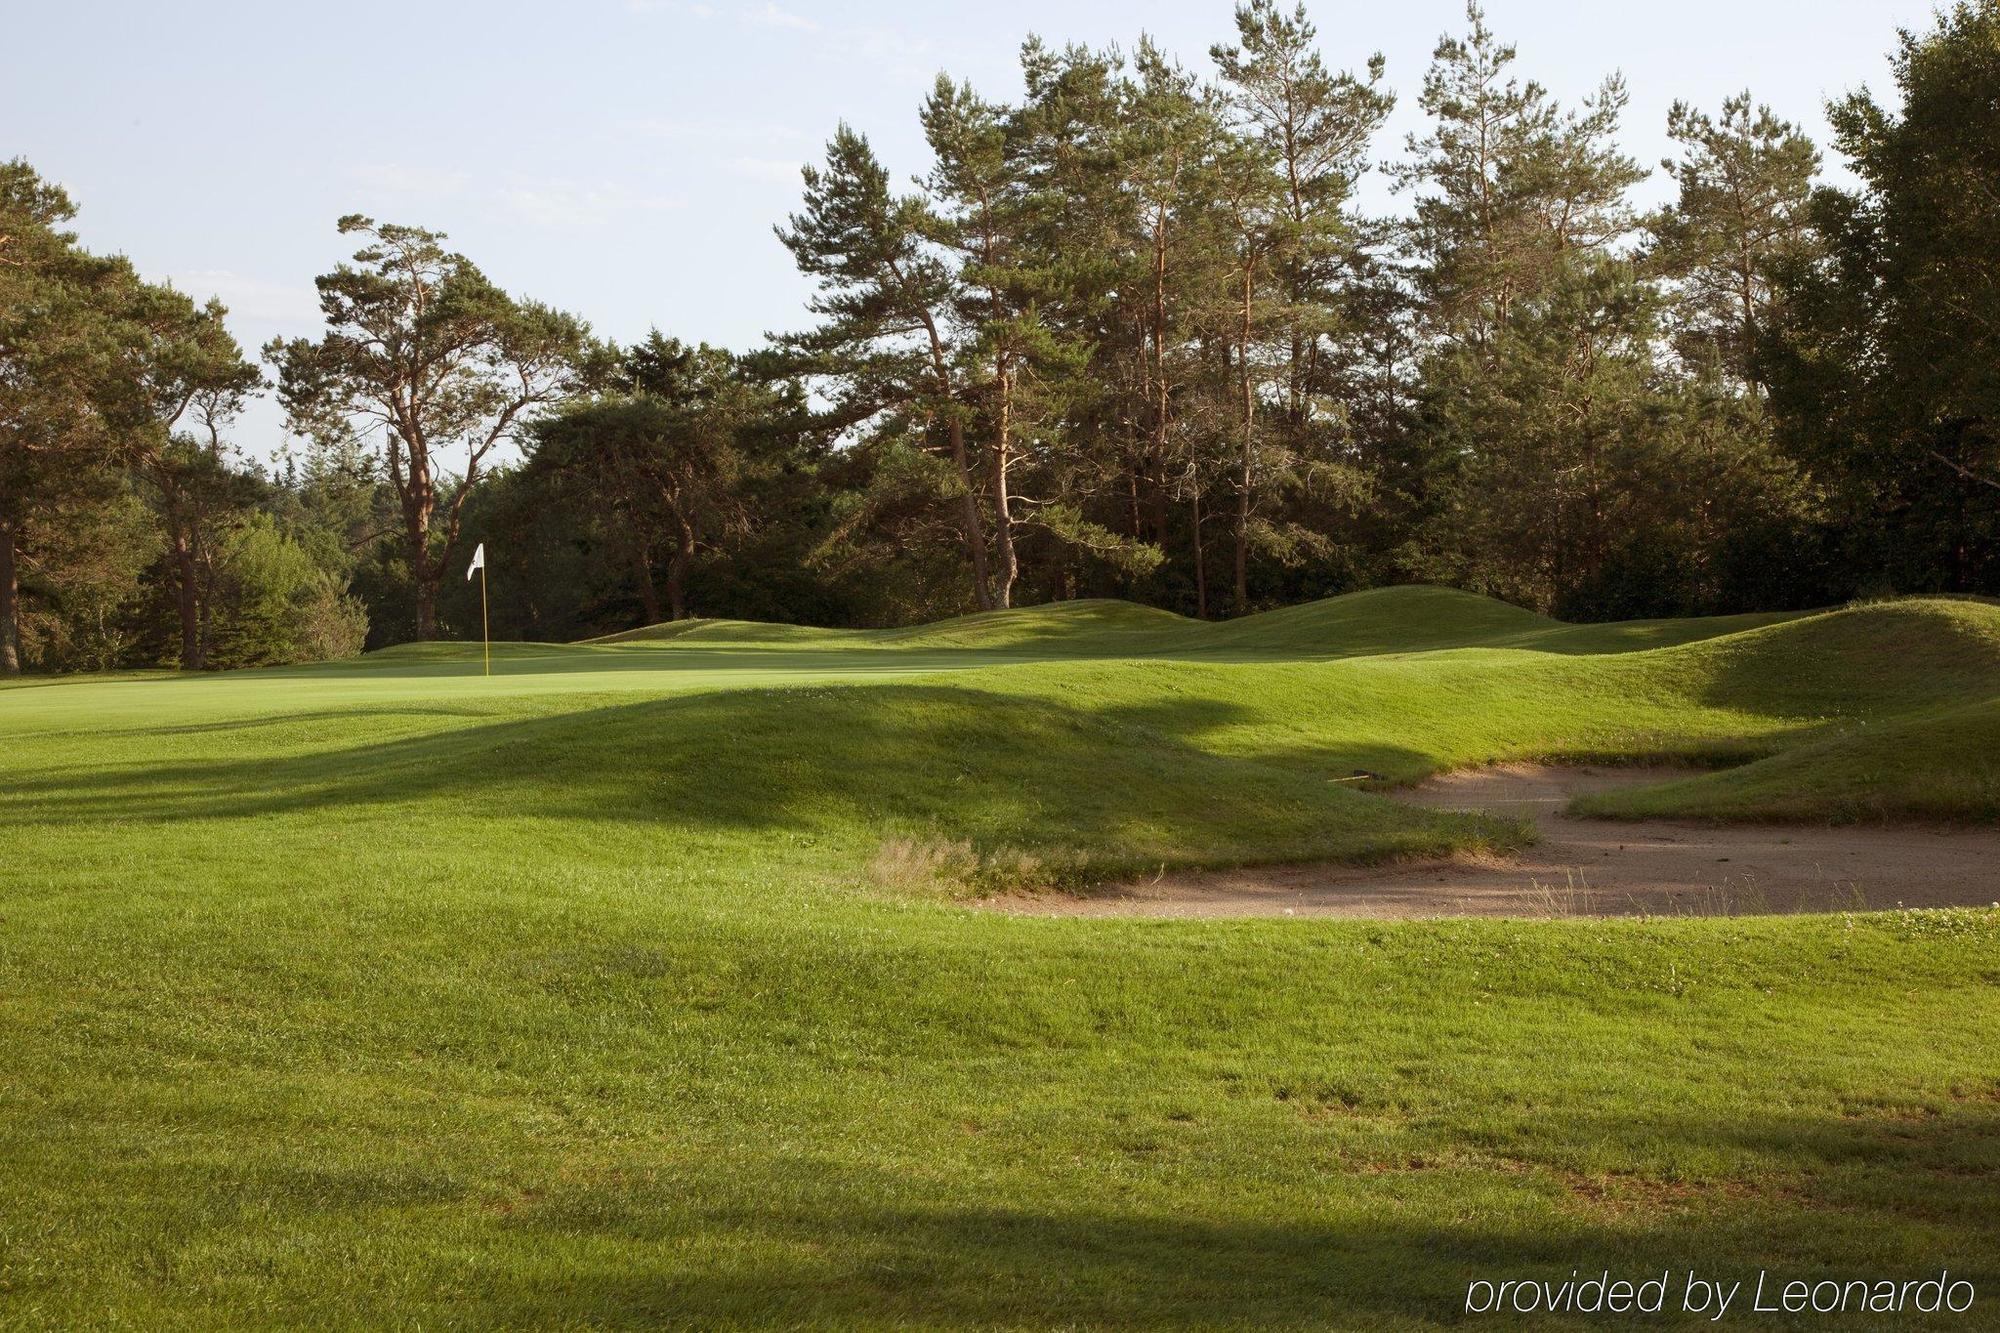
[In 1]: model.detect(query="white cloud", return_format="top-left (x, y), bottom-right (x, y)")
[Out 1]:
top-left (728, 157), bottom-right (805, 185)
top-left (346, 163), bottom-right (472, 197)
top-left (625, 0), bottom-right (715, 14)
top-left (167, 269), bottom-right (321, 325)
top-left (347, 163), bottom-right (683, 229)
top-left (626, 0), bottom-right (817, 31)
top-left (620, 115), bottom-right (810, 147)
top-left (821, 25), bottom-right (940, 86)
top-left (741, 2), bottom-right (816, 30)
top-left (492, 179), bottom-right (686, 228)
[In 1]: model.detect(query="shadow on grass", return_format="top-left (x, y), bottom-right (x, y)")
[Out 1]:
top-left (1102, 695), bottom-right (1443, 785)
top-left (503, 1198), bottom-right (1491, 1327)
top-left (2, 683), bottom-right (1471, 872)
top-left (470, 1099), bottom-right (2000, 1327)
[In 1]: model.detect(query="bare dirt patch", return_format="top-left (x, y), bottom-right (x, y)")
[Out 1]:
top-left (1000, 764), bottom-right (2000, 920)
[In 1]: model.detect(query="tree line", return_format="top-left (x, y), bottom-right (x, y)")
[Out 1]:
top-left (4, 0), bottom-right (1997, 674)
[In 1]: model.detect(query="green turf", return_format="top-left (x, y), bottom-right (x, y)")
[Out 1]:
top-left (3, 587), bottom-right (1997, 1328)
top-left (1578, 695), bottom-right (2000, 823)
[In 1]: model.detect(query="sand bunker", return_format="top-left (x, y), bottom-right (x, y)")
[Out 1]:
top-left (1003, 764), bottom-right (2000, 920)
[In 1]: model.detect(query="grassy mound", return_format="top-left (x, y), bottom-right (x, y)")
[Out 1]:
top-left (877, 598), bottom-right (1194, 652)
top-left (579, 598), bottom-right (1195, 654)
top-left (1580, 696), bottom-right (2000, 823)
top-left (578, 584), bottom-right (1752, 660)
top-left (1560, 598), bottom-right (2000, 821)
top-left (1199, 584), bottom-right (1556, 655)
top-left (1647, 597), bottom-right (2000, 716)
top-left (42, 678), bottom-right (1502, 890)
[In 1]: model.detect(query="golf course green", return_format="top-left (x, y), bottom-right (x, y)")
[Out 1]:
top-left (3, 586), bottom-right (1998, 1327)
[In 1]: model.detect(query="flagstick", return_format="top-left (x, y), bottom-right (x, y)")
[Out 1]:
top-left (480, 563), bottom-right (490, 677)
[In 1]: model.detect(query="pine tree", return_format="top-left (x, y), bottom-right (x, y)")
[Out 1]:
top-left (1397, 3), bottom-right (1642, 351)
top-left (267, 217), bottom-right (592, 640)
top-left (126, 290), bottom-right (262, 668)
top-left (778, 127), bottom-right (999, 610)
top-left (1212, 0), bottom-right (1392, 609)
top-left (1653, 93), bottom-right (1820, 389)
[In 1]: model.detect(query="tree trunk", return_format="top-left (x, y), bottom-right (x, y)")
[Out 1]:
top-left (1150, 205), bottom-right (1176, 578)
top-left (173, 531), bottom-right (203, 670)
top-left (1152, 206), bottom-right (1172, 487)
top-left (0, 516), bottom-right (19, 676)
top-left (1235, 264), bottom-right (1255, 614)
top-left (630, 539), bottom-right (663, 625)
top-left (413, 574), bottom-right (439, 641)
top-left (990, 366), bottom-right (1018, 610)
top-left (401, 442), bottom-right (440, 640)
top-left (667, 525), bottom-right (693, 621)
top-left (1191, 491), bottom-right (1208, 620)
top-left (946, 416), bottom-right (994, 611)
top-left (913, 303), bottom-right (993, 613)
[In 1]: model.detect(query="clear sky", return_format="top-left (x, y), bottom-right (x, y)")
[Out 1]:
top-left (9, 0), bottom-right (1938, 452)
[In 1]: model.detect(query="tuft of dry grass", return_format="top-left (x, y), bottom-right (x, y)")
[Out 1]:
top-left (867, 837), bottom-right (980, 897)
top-left (868, 836), bottom-right (1062, 898)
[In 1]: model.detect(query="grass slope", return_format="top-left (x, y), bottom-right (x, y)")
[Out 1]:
top-left (3, 587), bottom-right (1998, 1327)
top-left (1580, 695), bottom-right (2000, 823)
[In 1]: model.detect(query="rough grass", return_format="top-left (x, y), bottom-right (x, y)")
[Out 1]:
top-left (3, 586), bottom-right (1999, 1328)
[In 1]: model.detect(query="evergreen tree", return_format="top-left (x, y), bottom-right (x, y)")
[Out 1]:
top-left (1767, 0), bottom-right (2000, 593)
top-left (1653, 93), bottom-right (1820, 389)
top-left (525, 335), bottom-right (787, 623)
top-left (921, 76), bottom-right (1044, 608)
top-left (0, 161), bottom-right (176, 672)
top-left (267, 216), bottom-right (594, 641)
top-left (1212, 0), bottom-right (1392, 609)
top-left (777, 127), bottom-right (998, 610)
top-left (1397, 3), bottom-right (1642, 352)
top-left (1411, 258), bottom-right (1664, 611)
top-left (126, 289), bottom-right (263, 668)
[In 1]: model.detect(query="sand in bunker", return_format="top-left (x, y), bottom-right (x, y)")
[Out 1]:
top-left (1004, 764), bottom-right (2000, 920)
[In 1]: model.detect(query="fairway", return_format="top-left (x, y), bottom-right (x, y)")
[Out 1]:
top-left (4, 587), bottom-right (1999, 1327)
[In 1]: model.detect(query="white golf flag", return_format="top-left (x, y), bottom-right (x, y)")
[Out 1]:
top-left (466, 543), bottom-right (485, 580)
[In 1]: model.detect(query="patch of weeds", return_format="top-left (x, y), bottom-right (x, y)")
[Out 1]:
top-left (1875, 903), bottom-right (2000, 941)
top-left (868, 837), bottom-right (981, 897)
top-left (868, 836), bottom-right (1094, 898)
